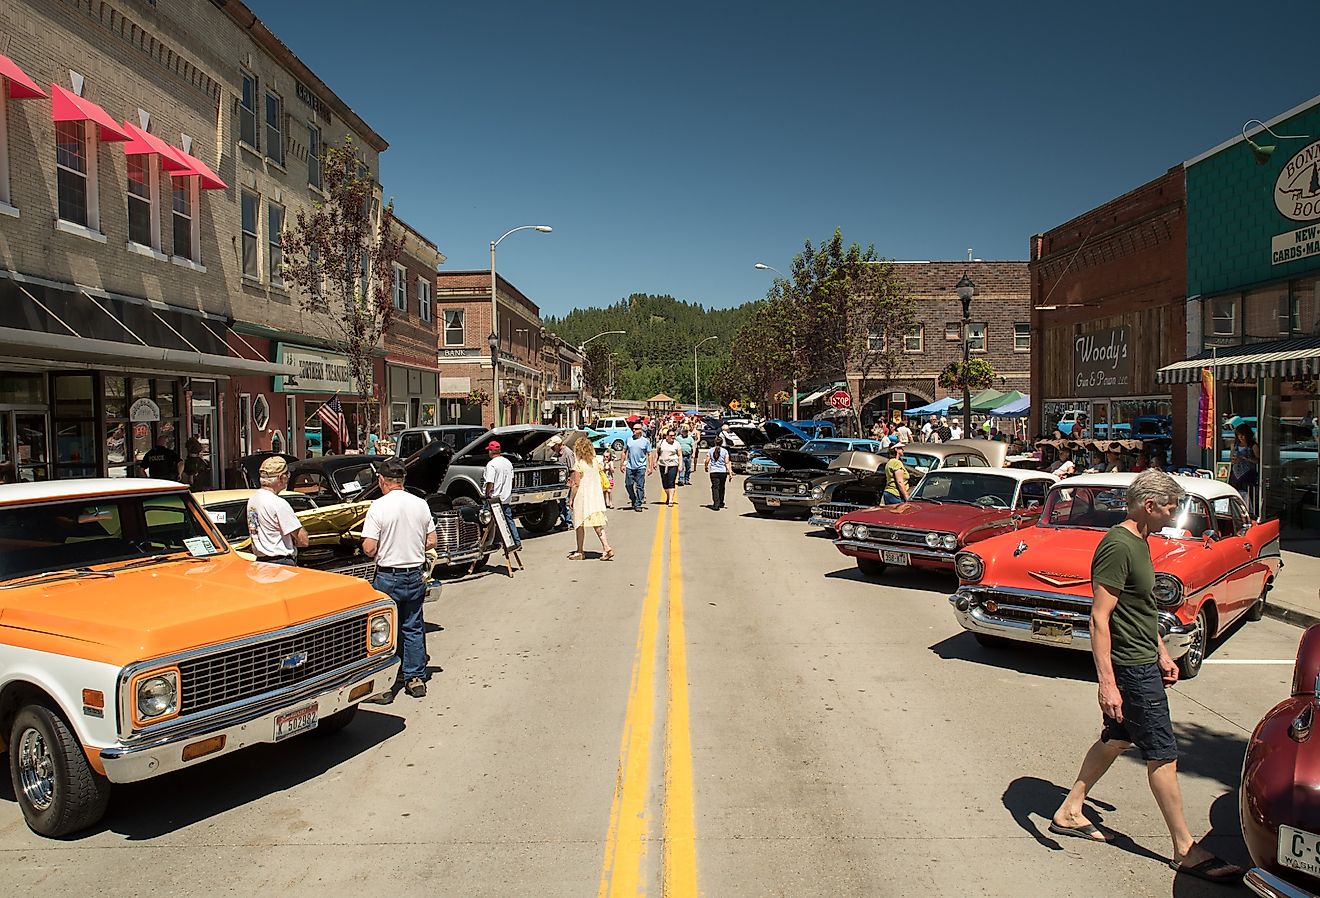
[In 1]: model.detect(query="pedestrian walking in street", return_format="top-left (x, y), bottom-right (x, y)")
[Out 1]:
top-left (361, 457), bottom-right (437, 702)
top-left (566, 436), bottom-right (614, 561)
top-left (882, 444), bottom-right (910, 505)
top-left (483, 440), bottom-right (522, 551)
top-left (922, 415), bottom-right (937, 442)
top-left (601, 449), bottom-right (617, 507)
top-left (705, 437), bottom-right (732, 510)
top-left (245, 456), bottom-right (309, 565)
top-left (675, 425), bottom-right (696, 486)
top-left (551, 435), bottom-right (575, 530)
top-left (949, 421), bottom-right (963, 440)
top-left (936, 417), bottom-right (953, 442)
top-left (623, 422), bottom-right (654, 511)
top-left (1229, 423), bottom-right (1259, 513)
top-left (657, 429), bottom-right (682, 505)
top-left (896, 421), bottom-right (913, 445)
top-left (1049, 470), bottom-right (1242, 883)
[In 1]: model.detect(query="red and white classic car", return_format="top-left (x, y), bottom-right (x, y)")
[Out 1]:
top-left (948, 473), bottom-right (1282, 678)
top-left (1241, 622), bottom-right (1320, 898)
top-left (832, 468), bottom-right (1058, 577)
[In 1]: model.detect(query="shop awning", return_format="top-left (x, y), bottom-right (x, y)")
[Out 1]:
top-left (800, 382), bottom-right (845, 405)
top-left (0, 275), bottom-right (297, 379)
top-left (121, 122), bottom-right (191, 172)
top-left (0, 54), bottom-right (45, 99)
top-left (949, 388), bottom-right (1010, 413)
top-left (1156, 337), bottom-right (1320, 384)
top-left (171, 147), bottom-right (227, 190)
top-left (908, 396), bottom-right (959, 416)
top-left (50, 84), bottom-right (129, 142)
top-left (990, 394), bottom-right (1031, 416)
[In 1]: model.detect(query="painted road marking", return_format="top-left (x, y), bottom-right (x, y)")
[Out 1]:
top-left (598, 506), bottom-right (668, 898)
top-left (663, 506), bottom-right (698, 897)
top-left (1202, 659), bottom-right (1295, 665)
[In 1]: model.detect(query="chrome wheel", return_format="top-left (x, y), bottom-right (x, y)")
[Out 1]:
top-left (17, 727), bottom-right (55, 812)
top-left (1178, 607), bottom-right (1208, 679)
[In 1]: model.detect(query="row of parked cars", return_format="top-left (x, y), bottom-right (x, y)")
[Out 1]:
top-left (0, 424), bottom-right (574, 838)
top-left (734, 421), bottom-right (1316, 898)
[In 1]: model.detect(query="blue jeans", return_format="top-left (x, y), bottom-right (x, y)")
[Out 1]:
top-left (681, 455), bottom-right (693, 485)
top-left (625, 466), bottom-right (646, 508)
top-left (371, 568), bottom-right (427, 681)
top-left (883, 493), bottom-right (904, 505)
top-left (558, 498), bottom-right (572, 528)
top-left (501, 502), bottom-right (522, 549)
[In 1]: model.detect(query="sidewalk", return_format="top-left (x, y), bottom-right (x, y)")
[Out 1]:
top-left (1268, 539), bottom-right (1320, 630)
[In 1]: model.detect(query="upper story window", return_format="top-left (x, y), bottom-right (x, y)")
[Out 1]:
top-left (866, 331), bottom-right (886, 351)
top-left (443, 309), bottom-right (465, 346)
top-left (56, 120), bottom-right (95, 228)
top-left (1013, 322), bottom-right (1031, 352)
top-left (265, 91), bottom-right (283, 166)
top-left (1212, 296), bottom-right (1237, 336)
top-left (267, 202), bottom-right (285, 286)
top-left (307, 124), bottom-right (322, 190)
top-left (172, 176), bottom-right (198, 262)
top-left (392, 264), bottom-right (407, 311)
top-left (417, 277), bottom-right (432, 322)
top-left (126, 153), bottom-right (155, 248)
top-left (241, 190), bottom-right (259, 279)
top-left (967, 322), bottom-right (987, 352)
top-left (903, 325), bottom-right (923, 353)
top-left (239, 72), bottom-right (258, 149)
top-left (944, 322), bottom-right (961, 341)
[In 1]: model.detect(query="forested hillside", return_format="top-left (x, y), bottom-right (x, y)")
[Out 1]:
top-left (546, 294), bottom-right (757, 404)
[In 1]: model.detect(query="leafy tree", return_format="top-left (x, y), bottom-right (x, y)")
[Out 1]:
top-left (281, 137), bottom-right (404, 424)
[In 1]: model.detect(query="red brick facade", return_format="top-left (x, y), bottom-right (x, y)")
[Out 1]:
top-left (383, 216), bottom-right (443, 430)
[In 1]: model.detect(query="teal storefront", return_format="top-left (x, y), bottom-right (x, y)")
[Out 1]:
top-left (1159, 100), bottom-right (1320, 529)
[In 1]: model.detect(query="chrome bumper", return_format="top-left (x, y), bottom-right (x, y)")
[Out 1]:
top-left (745, 490), bottom-right (811, 503)
top-left (1246, 868), bottom-right (1319, 898)
top-left (948, 590), bottom-right (1197, 658)
top-left (834, 540), bottom-right (955, 564)
top-left (509, 487), bottom-right (568, 504)
top-left (99, 653), bottom-right (400, 784)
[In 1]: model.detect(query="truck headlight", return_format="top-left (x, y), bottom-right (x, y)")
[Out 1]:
top-left (136, 672), bottom-right (178, 720)
top-left (370, 613), bottom-right (393, 648)
top-left (955, 552), bottom-right (983, 582)
top-left (744, 481), bottom-right (752, 493)
top-left (558, 468), bottom-right (567, 482)
top-left (1152, 574), bottom-right (1184, 607)
top-left (478, 507), bottom-right (493, 525)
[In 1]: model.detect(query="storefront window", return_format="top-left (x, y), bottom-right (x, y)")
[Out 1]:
top-left (1260, 379), bottom-right (1318, 528)
top-left (1292, 276), bottom-right (1320, 337)
top-left (1244, 283), bottom-right (1290, 341)
top-left (1215, 382), bottom-right (1258, 465)
top-left (0, 374), bottom-right (46, 405)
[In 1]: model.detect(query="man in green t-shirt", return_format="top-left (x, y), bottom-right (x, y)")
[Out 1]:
top-left (1049, 470), bottom-right (1242, 884)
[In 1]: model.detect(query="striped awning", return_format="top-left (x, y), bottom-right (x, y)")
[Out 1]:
top-left (1156, 336), bottom-right (1320, 384)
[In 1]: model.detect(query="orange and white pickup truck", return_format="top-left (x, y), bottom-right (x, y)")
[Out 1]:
top-left (0, 478), bottom-right (400, 837)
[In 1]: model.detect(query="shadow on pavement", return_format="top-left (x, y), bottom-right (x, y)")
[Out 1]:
top-left (822, 567), bottom-right (954, 595)
top-left (1170, 791), bottom-right (1252, 898)
top-left (928, 632), bottom-right (1097, 681)
top-left (84, 707), bottom-right (406, 841)
top-left (1001, 775), bottom-right (1163, 864)
top-left (1118, 720), bottom-right (1248, 795)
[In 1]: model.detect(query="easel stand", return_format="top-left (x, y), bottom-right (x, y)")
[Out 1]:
top-left (469, 500), bottom-right (522, 577)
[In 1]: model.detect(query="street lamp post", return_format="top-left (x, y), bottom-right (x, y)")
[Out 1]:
top-left (754, 262), bottom-right (798, 421)
top-left (694, 336), bottom-right (718, 414)
top-left (576, 331), bottom-right (624, 424)
top-left (490, 225), bottom-right (552, 427)
top-left (955, 273), bottom-right (977, 437)
top-left (486, 331), bottom-right (499, 428)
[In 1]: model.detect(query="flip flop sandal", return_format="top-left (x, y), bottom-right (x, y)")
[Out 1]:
top-left (1048, 821), bottom-right (1112, 843)
top-left (567, 551), bottom-right (585, 560)
top-left (601, 550), bottom-right (615, 561)
top-left (1168, 855), bottom-right (1244, 883)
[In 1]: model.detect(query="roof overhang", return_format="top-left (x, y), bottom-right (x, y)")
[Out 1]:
top-left (1157, 337), bottom-right (1320, 384)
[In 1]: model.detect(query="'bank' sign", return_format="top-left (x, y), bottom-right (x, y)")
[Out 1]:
top-left (1073, 327), bottom-right (1132, 398)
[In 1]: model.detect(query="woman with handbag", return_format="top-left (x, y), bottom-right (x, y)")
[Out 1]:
top-left (1228, 423), bottom-right (1259, 513)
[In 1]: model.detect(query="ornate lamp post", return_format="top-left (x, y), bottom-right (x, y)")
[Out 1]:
top-left (955, 273), bottom-right (977, 436)
top-left (486, 331), bottom-right (499, 428)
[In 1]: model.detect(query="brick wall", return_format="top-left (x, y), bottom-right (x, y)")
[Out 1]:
top-left (384, 216), bottom-right (441, 370)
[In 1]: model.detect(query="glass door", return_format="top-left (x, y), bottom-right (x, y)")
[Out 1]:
top-left (2, 411), bottom-right (51, 482)
top-left (1089, 401), bottom-right (1111, 440)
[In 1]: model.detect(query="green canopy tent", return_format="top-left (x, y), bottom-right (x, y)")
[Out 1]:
top-left (948, 388), bottom-right (1014, 414)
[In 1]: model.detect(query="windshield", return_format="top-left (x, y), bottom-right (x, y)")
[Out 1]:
top-left (903, 453), bottom-right (938, 472)
top-left (0, 492), bottom-right (225, 582)
top-left (803, 440), bottom-right (849, 459)
top-left (333, 464), bottom-right (377, 497)
top-left (1042, 485), bottom-right (1212, 536)
top-left (912, 472), bottom-right (1017, 506)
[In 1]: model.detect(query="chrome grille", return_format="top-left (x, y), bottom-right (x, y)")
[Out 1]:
top-left (971, 590), bottom-right (1091, 623)
top-left (814, 502), bottom-right (864, 522)
top-left (177, 614), bottom-right (369, 715)
top-left (514, 466), bottom-right (563, 490)
top-left (854, 527), bottom-right (928, 547)
top-left (329, 560), bottom-right (376, 580)
top-left (434, 510), bottom-right (482, 553)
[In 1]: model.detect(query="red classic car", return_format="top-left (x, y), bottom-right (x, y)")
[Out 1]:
top-left (833, 468), bottom-right (1058, 576)
top-left (1241, 622), bottom-right (1320, 898)
top-left (948, 473), bottom-right (1282, 678)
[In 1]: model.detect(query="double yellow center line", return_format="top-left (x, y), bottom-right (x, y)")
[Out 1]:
top-left (597, 506), bottom-right (699, 897)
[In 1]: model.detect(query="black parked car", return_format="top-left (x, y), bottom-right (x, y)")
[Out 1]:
top-left (743, 449), bottom-right (885, 518)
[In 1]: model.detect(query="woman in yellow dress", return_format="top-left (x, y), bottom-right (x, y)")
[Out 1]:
top-left (566, 435), bottom-right (614, 561)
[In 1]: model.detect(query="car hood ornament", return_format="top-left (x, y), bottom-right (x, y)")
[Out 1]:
top-left (1013, 540), bottom-right (1028, 557)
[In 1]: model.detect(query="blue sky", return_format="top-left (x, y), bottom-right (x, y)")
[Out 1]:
top-left (254, 1), bottom-right (1317, 317)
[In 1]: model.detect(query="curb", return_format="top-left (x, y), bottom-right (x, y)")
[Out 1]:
top-left (1264, 602), bottom-right (1320, 631)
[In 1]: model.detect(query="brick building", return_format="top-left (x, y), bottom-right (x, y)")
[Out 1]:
top-left (1028, 168), bottom-right (1188, 462)
top-left (383, 215), bottom-right (444, 433)
top-left (0, 0), bottom-right (387, 484)
top-left (848, 261), bottom-right (1032, 425)
top-left (434, 271), bottom-right (550, 428)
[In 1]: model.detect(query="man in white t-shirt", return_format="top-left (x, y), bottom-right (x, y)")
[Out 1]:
top-left (483, 440), bottom-right (521, 550)
top-left (922, 415), bottom-right (936, 442)
top-left (362, 457), bottom-right (437, 700)
top-left (950, 421), bottom-right (963, 441)
top-left (245, 456), bottom-right (309, 565)
top-left (896, 422), bottom-right (913, 445)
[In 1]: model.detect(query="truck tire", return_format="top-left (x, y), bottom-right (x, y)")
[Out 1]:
top-left (520, 502), bottom-right (559, 535)
top-left (309, 704), bottom-right (358, 737)
top-left (9, 704), bottom-right (111, 838)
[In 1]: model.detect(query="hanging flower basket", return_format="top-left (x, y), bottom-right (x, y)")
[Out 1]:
top-left (573, 398), bottom-right (588, 410)
top-left (501, 388), bottom-right (525, 407)
top-left (938, 359), bottom-right (996, 391)
top-left (466, 388), bottom-right (491, 407)
top-left (773, 390), bottom-right (791, 404)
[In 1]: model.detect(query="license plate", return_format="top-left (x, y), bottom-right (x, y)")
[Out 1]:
top-left (766, 497), bottom-right (781, 507)
top-left (274, 703), bottom-right (319, 741)
top-left (1279, 825), bottom-right (1320, 878)
top-left (881, 550), bottom-right (908, 566)
top-left (1031, 620), bottom-right (1073, 644)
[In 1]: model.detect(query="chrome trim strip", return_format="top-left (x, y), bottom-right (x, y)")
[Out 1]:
top-left (949, 599), bottom-right (1198, 659)
top-left (1244, 867), bottom-right (1318, 898)
top-left (746, 491), bottom-right (810, 501)
top-left (116, 600), bottom-right (394, 740)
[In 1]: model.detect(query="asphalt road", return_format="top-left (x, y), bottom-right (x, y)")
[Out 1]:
top-left (0, 472), bottom-right (1306, 897)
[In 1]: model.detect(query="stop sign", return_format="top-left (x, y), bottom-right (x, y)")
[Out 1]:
top-left (827, 390), bottom-right (852, 409)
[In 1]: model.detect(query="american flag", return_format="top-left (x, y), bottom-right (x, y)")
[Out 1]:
top-left (315, 395), bottom-right (348, 446)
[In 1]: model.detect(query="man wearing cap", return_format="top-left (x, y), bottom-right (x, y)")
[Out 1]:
top-left (483, 440), bottom-right (521, 550)
top-left (362, 457), bottom-right (436, 700)
top-left (245, 456), bottom-right (309, 565)
top-left (550, 435), bottom-right (575, 530)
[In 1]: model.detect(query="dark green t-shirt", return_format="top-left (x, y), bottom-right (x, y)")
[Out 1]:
top-left (1091, 525), bottom-right (1158, 667)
